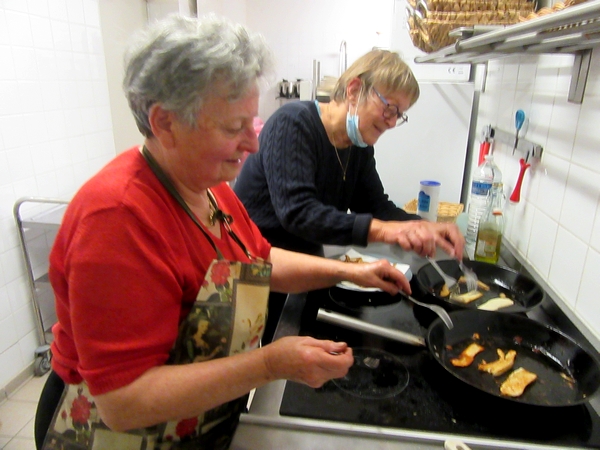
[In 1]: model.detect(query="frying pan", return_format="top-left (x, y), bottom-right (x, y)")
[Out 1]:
top-left (427, 309), bottom-right (600, 407)
top-left (416, 259), bottom-right (544, 313)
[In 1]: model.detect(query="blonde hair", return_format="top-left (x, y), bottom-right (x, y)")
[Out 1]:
top-left (331, 49), bottom-right (420, 107)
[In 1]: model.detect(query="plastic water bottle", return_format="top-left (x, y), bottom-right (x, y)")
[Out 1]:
top-left (466, 154), bottom-right (502, 248)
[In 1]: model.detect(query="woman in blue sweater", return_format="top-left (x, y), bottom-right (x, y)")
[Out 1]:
top-left (234, 50), bottom-right (464, 342)
top-left (235, 50), bottom-right (464, 259)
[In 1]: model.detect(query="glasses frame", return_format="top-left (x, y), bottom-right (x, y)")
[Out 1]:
top-left (372, 87), bottom-right (408, 127)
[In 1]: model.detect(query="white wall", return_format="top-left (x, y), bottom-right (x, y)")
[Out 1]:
top-left (99, 0), bottom-right (146, 152)
top-left (235, 0), bottom-right (394, 119)
top-left (471, 51), bottom-right (600, 343)
top-left (197, 0), bottom-right (246, 25)
top-left (0, 0), bottom-right (115, 390)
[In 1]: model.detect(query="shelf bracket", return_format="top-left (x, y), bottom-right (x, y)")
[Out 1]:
top-left (568, 48), bottom-right (592, 104)
top-left (479, 61), bottom-right (488, 93)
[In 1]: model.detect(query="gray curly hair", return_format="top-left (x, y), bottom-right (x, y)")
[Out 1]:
top-left (123, 14), bottom-right (274, 137)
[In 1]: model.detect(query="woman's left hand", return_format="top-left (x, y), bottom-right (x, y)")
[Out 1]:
top-left (343, 258), bottom-right (412, 296)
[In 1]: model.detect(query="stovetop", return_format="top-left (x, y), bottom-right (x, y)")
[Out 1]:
top-left (279, 286), bottom-right (600, 448)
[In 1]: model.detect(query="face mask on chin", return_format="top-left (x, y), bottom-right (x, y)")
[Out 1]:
top-left (346, 86), bottom-right (368, 148)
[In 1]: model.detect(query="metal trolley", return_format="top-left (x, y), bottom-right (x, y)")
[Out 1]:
top-left (14, 197), bottom-right (69, 376)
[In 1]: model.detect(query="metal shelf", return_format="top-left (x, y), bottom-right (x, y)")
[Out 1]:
top-left (414, 0), bottom-right (600, 103)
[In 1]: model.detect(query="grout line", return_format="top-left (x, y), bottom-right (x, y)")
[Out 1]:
top-left (1, 363), bottom-right (35, 399)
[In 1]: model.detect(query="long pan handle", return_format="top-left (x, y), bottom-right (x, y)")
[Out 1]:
top-left (317, 309), bottom-right (426, 347)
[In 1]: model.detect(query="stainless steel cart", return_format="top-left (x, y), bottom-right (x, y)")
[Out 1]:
top-left (14, 197), bottom-right (69, 376)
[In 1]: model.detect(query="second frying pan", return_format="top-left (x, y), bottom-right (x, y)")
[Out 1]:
top-left (427, 309), bottom-right (600, 407)
top-left (416, 259), bottom-right (544, 313)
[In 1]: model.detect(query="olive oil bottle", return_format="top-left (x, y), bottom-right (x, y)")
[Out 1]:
top-left (474, 185), bottom-right (505, 264)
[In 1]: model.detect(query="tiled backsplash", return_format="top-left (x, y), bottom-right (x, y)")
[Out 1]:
top-left (473, 52), bottom-right (600, 342)
top-left (0, 0), bottom-right (115, 388)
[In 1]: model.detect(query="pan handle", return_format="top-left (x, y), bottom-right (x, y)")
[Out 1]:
top-left (317, 309), bottom-right (426, 347)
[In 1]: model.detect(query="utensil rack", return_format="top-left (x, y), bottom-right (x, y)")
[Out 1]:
top-left (414, 0), bottom-right (600, 103)
top-left (489, 125), bottom-right (543, 160)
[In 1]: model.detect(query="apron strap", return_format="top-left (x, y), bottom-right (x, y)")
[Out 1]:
top-left (141, 146), bottom-right (225, 260)
top-left (206, 189), bottom-right (253, 260)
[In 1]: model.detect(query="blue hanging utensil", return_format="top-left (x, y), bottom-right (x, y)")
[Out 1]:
top-left (513, 109), bottom-right (525, 154)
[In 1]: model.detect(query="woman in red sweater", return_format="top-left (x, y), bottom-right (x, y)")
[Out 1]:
top-left (34, 14), bottom-right (411, 450)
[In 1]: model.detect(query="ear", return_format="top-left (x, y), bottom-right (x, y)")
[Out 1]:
top-left (346, 78), bottom-right (364, 105)
top-left (148, 104), bottom-right (177, 149)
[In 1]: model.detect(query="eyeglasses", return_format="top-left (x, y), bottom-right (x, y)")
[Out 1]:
top-left (372, 87), bottom-right (408, 127)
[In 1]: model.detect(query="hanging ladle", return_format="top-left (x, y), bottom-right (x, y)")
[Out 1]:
top-left (510, 151), bottom-right (531, 203)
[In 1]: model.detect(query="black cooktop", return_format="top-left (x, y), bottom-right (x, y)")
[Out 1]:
top-left (279, 287), bottom-right (600, 448)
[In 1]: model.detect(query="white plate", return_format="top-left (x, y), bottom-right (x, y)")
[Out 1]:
top-left (336, 248), bottom-right (412, 292)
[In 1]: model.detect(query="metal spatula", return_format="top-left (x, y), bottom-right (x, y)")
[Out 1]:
top-left (402, 293), bottom-right (454, 329)
top-left (426, 256), bottom-right (459, 294)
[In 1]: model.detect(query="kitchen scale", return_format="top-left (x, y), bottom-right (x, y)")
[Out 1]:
top-left (279, 287), bottom-right (600, 448)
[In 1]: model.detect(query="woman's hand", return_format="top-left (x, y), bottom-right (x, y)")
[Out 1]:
top-left (262, 336), bottom-right (353, 388)
top-left (343, 258), bottom-right (412, 296)
top-left (369, 219), bottom-right (465, 258)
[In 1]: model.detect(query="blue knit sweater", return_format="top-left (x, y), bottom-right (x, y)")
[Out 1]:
top-left (234, 101), bottom-right (419, 256)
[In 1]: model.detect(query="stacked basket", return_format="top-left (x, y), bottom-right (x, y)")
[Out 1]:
top-left (404, 199), bottom-right (464, 223)
top-left (407, 0), bottom-right (536, 53)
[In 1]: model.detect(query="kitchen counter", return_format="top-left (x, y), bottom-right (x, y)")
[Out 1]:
top-left (230, 247), bottom-right (600, 450)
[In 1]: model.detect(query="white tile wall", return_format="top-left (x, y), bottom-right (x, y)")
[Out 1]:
top-left (0, 0), bottom-right (115, 389)
top-left (473, 51), bottom-right (600, 342)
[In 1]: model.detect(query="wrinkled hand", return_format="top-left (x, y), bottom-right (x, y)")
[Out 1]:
top-left (344, 258), bottom-right (411, 296)
top-left (369, 219), bottom-right (465, 258)
top-left (263, 336), bottom-right (353, 388)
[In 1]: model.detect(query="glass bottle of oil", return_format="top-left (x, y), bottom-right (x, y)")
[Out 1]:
top-left (474, 184), bottom-right (505, 264)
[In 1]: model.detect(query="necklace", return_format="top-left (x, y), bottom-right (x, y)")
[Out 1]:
top-left (328, 106), bottom-right (352, 181)
top-left (207, 189), bottom-right (232, 226)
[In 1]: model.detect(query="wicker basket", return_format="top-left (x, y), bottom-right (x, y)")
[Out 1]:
top-left (520, 0), bottom-right (589, 26)
top-left (407, 0), bottom-right (535, 12)
top-left (404, 199), bottom-right (464, 223)
top-left (407, 0), bottom-right (535, 52)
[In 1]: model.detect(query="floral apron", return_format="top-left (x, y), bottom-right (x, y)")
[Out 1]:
top-left (42, 148), bottom-right (272, 450)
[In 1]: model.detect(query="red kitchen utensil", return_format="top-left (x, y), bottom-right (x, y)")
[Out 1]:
top-left (510, 157), bottom-right (531, 203)
top-left (478, 140), bottom-right (491, 166)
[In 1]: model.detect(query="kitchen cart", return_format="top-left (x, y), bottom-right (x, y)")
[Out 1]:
top-left (14, 197), bottom-right (69, 376)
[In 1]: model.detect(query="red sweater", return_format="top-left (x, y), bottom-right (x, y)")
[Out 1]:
top-left (49, 148), bottom-right (271, 395)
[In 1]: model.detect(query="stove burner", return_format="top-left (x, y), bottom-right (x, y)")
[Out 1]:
top-left (280, 289), bottom-right (600, 448)
top-left (332, 347), bottom-right (409, 399)
top-left (328, 287), bottom-right (401, 311)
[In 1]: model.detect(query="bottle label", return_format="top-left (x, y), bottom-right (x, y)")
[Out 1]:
top-left (418, 190), bottom-right (431, 212)
top-left (474, 229), bottom-right (502, 264)
top-left (472, 181), bottom-right (492, 196)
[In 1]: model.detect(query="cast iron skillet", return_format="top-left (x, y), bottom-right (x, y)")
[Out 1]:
top-left (427, 309), bottom-right (600, 407)
top-left (416, 260), bottom-right (544, 313)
